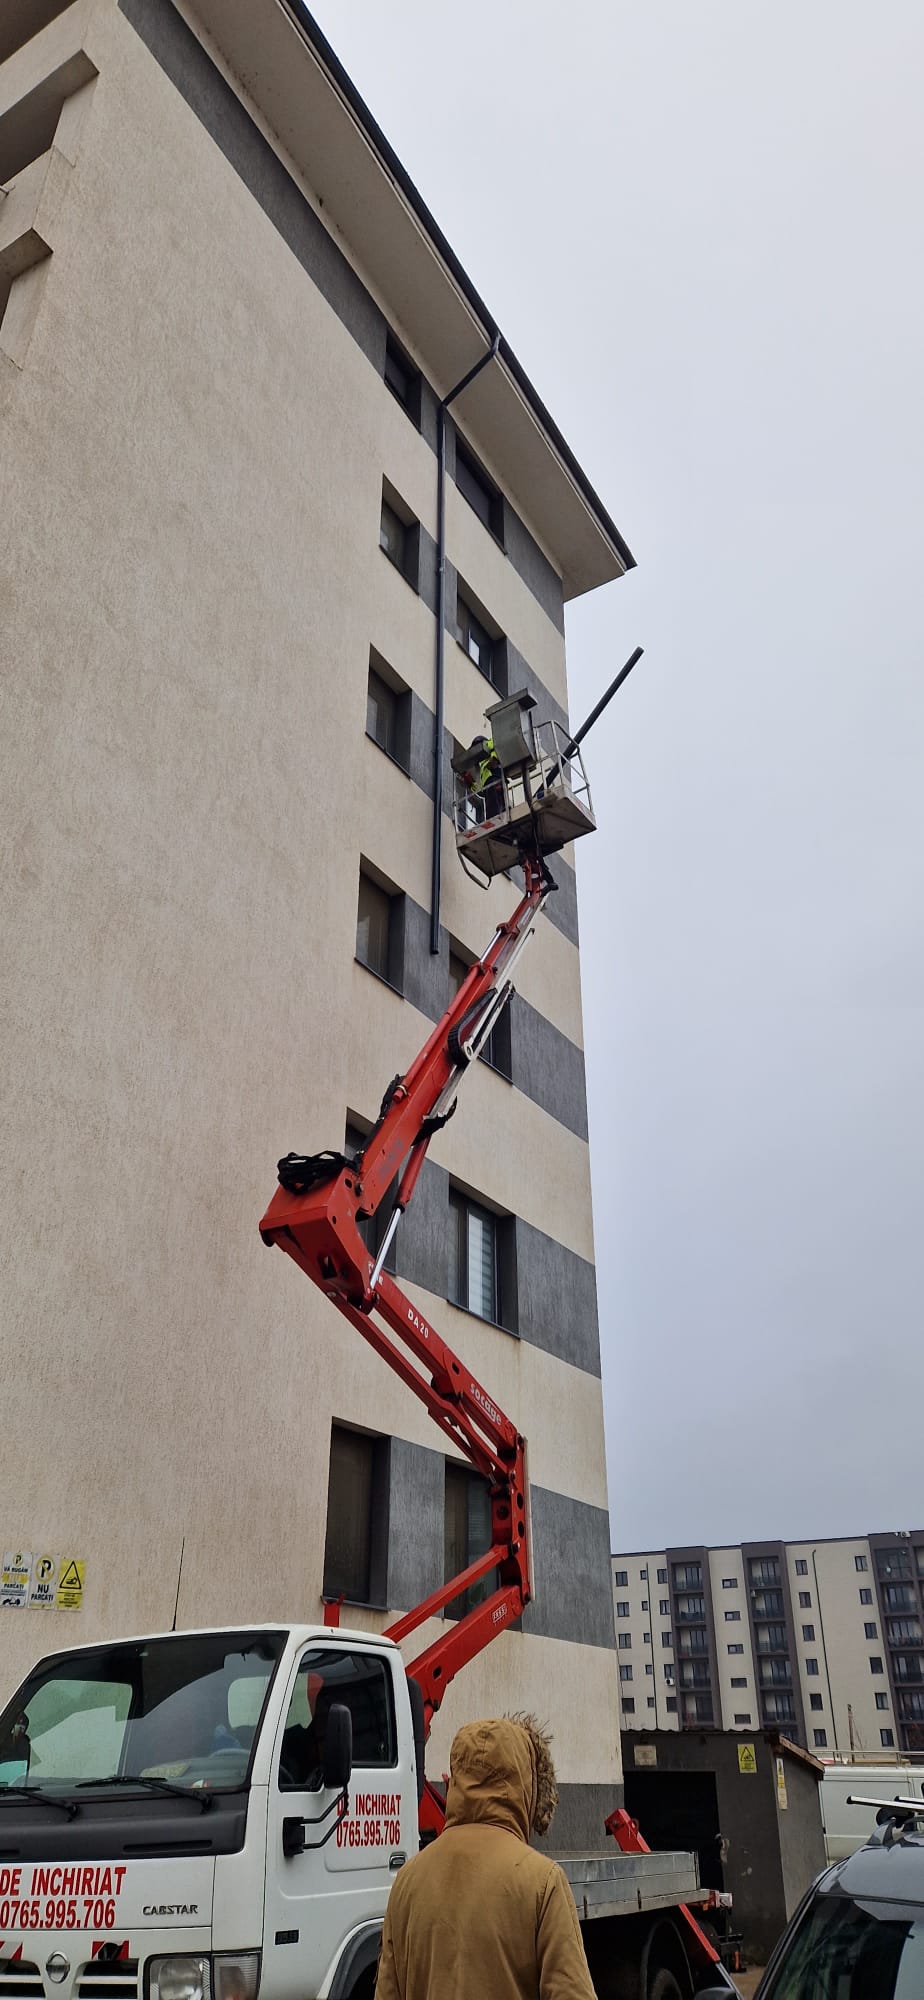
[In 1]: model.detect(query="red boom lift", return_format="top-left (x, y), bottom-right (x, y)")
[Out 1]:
top-left (258, 658), bottom-right (724, 1978)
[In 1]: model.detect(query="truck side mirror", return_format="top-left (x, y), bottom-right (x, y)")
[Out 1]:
top-left (322, 1702), bottom-right (352, 1792)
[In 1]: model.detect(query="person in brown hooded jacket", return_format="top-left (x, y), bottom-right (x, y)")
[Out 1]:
top-left (375, 1714), bottom-right (597, 2000)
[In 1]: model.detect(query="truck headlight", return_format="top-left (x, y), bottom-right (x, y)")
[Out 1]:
top-left (213, 1956), bottom-right (260, 2000)
top-left (148, 1959), bottom-right (210, 2000)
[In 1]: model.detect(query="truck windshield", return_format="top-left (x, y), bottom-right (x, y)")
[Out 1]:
top-left (763, 1886), bottom-right (924, 1999)
top-left (0, 1631), bottom-right (286, 1797)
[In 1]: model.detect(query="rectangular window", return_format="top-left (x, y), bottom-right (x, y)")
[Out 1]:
top-left (323, 1425), bottom-right (385, 1604)
top-left (455, 437), bottom-right (503, 540)
top-left (640, 1568), bottom-right (648, 1581)
top-left (647, 1697), bottom-right (655, 1708)
top-left (619, 1665), bottom-right (633, 1683)
top-left (876, 1693), bottom-right (889, 1711)
top-left (455, 589), bottom-right (500, 684)
top-left (279, 1647), bottom-right (396, 1788)
top-left (379, 497), bottom-right (407, 570)
top-left (449, 947), bottom-right (511, 1078)
top-left (725, 1609), bottom-right (741, 1623)
top-left (855, 1554), bottom-right (868, 1571)
top-left (728, 1643), bottom-right (744, 1655)
top-left (614, 1570), bottom-right (628, 1587)
top-left (366, 655), bottom-right (411, 770)
top-left (748, 1558), bottom-right (781, 1587)
top-left (731, 1676), bottom-right (747, 1688)
top-left (876, 1547), bottom-right (911, 1580)
top-left (641, 1599), bottom-right (649, 1612)
top-left (805, 1658), bottom-right (819, 1676)
top-left (813, 1729), bottom-right (828, 1748)
top-left (444, 1461), bottom-right (495, 1620)
top-left (864, 1621), bottom-right (878, 1640)
top-left (722, 1577), bottom-right (738, 1589)
top-left (672, 1563), bottom-right (702, 1590)
top-left (795, 1559), bottom-right (808, 1575)
top-left (802, 1624), bottom-right (815, 1641)
top-left (448, 1188), bottom-right (508, 1325)
top-left (734, 1713), bottom-right (752, 1725)
top-left (662, 1631), bottom-right (672, 1648)
top-left (810, 1693), bottom-right (823, 1711)
top-left (622, 1697), bottom-right (635, 1714)
top-left (880, 1728), bottom-right (895, 1748)
top-left (616, 1601), bottom-right (630, 1619)
top-left (618, 1632), bottom-right (632, 1649)
top-left (798, 1591), bottom-right (812, 1608)
top-left (663, 1665), bottom-right (674, 1683)
top-left (645, 1663), bottom-right (653, 1676)
top-left (666, 1696), bottom-right (678, 1712)
top-left (356, 867), bottom-right (404, 989)
top-left (659, 1599), bottom-right (670, 1616)
top-left (657, 1568), bottom-right (668, 1584)
top-left (859, 1587), bottom-right (873, 1604)
top-left (644, 1633), bottom-right (651, 1645)
top-left (870, 1656), bottom-right (884, 1674)
top-left (383, 332), bottom-right (421, 423)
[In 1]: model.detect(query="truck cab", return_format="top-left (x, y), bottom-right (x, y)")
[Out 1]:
top-left (0, 1624), bottom-right (418, 2000)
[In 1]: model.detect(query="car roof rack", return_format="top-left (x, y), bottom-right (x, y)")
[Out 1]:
top-left (847, 1794), bottom-right (924, 1846)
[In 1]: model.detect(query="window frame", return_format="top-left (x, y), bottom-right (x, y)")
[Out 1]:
top-left (277, 1645), bottom-right (397, 1789)
top-left (366, 653), bottom-right (411, 773)
top-left (454, 434), bottom-right (505, 543)
top-left (383, 332), bottom-right (421, 426)
top-left (322, 1423), bottom-right (389, 1608)
top-left (379, 480), bottom-right (421, 592)
top-left (443, 1459), bottom-right (496, 1622)
top-left (449, 944), bottom-right (512, 1080)
top-left (448, 1184), bottom-right (516, 1332)
top-left (454, 584), bottom-right (505, 689)
top-left (355, 864), bottom-right (405, 993)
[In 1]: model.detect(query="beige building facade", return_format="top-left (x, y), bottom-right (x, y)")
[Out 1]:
top-left (0, 0), bottom-right (634, 1844)
top-left (613, 1532), bottom-right (924, 1759)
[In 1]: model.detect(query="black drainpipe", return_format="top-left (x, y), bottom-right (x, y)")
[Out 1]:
top-left (430, 331), bottom-right (501, 954)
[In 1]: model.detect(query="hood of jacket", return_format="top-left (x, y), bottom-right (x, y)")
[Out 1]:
top-left (443, 1716), bottom-right (558, 1843)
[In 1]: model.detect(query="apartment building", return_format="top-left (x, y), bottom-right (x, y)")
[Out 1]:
top-left (0, 0), bottom-right (634, 1846)
top-left (613, 1533), bottom-right (924, 1757)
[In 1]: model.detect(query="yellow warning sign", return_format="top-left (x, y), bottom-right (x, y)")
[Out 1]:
top-left (737, 1742), bottom-right (757, 1774)
top-left (56, 1558), bottom-right (85, 1611)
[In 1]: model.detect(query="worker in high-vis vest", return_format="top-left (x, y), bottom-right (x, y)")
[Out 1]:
top-left (467, 734), bottom-right (505, 820)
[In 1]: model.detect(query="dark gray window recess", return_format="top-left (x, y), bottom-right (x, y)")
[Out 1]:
top-left (454, 585), bottom-right (506, 690)
top-left (379, 480), bottom-right (421, 591)
top-left (444, 1461), bottom-right (495, 1621)
top-left (322, 1424), bottom-right (389, 1605)
top-left (366, 653), bottom-right (411, 770)
top-left (449, 946), bottom-right (511, 1078)
top-left (454, 435), bottom-right (504, 543)
top-left (448, 1186), bottom-right (516, 1330)
top-left (383, 331), bottom-right (421, 426)
top-left (356, 865), bottom-right (405, 991)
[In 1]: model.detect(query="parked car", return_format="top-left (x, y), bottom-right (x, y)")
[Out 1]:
top-left (753, 1795), bottom-right (924, 1997)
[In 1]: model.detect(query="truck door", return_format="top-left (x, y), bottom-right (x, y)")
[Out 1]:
top-left (262, 1644), bottom-right (414, 2000)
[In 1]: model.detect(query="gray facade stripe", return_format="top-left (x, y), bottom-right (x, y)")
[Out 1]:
top-left (392, 884), bottom-right (586, 1139)
top-left (388, 1157), bottom-right (601, 1381)
top-left (514, 1214), bottom-right (600, 1376)
top-left (385, 1438), bottom-right (445, 1610)
top-left (381, 1431), bottom-right (615, 1658)
top-left (526, 1487), bottom-right (616, 1649)
top-left (537, 1784), bottom-right (624, 1856)
top-left (118, 0), bottom-right (566, 631)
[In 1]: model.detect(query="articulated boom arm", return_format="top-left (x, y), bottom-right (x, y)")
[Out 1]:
top-left (259, 855), bottom-right (551, 1733)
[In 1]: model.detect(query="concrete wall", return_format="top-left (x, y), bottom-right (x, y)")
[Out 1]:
top-left (0, 0), bottom-right (621, 1844)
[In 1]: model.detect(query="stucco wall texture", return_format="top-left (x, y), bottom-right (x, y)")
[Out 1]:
top-left (0, 0), bottom-right (621, 1826)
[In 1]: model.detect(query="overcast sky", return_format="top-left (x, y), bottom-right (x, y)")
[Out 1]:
top-left (314, 1), bottom-right (924, 1550)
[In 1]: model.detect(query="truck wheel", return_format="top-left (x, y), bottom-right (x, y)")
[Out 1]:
top-left (648, 1971), bottom-right (683, 2000)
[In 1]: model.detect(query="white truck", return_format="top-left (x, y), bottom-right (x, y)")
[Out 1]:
top-left (0, 1620), bottom-right (732, 2000)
